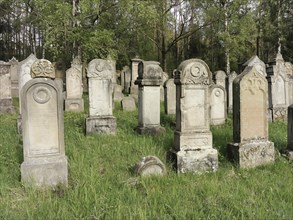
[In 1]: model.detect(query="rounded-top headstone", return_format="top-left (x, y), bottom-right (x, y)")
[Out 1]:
top-left (134, 156), bottom-right (166, 176)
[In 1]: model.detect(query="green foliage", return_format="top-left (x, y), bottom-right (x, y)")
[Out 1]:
top-left (0, 97), bottom-right (292, 219)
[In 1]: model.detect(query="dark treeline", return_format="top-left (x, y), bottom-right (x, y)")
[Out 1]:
top-left (0, 0), bottom-right (292, 73)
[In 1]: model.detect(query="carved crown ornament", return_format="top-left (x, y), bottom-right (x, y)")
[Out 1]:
top-left (87, 59), bottom-right (112, 79)
top-left (241, 70), bottom-right (266, 94)
top-left (174, 59), bottom-right (211, 85)
top-left (31, 59), bottom-right (55, 79)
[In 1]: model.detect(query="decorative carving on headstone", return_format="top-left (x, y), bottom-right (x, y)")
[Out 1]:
top-left (31, 59), bottom-right (55, 79)
top-left (87, 59), bottom-right (112, 79)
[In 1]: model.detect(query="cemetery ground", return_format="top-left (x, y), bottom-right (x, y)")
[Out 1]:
top-left (0, 96), bottom-right (292, 220)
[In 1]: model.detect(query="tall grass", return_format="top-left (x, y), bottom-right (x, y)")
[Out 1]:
top-left (0, 96), bottom-right (292, 219)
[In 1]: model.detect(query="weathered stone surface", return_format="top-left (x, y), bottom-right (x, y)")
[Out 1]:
top-left (171, 59), bottom-right (218, 173)
top-left (135, 61), bottom-right (165, 135)
top-left (31, 59), bottom-right (55, 78)
top-left (242, 55), bottom-right (267, 76)
top-left (130, 56), bottom-right (142, 95)
top-left (121, 65), bottom-right (131, 94)
top-left (160, 72), bottom-right (169, 101)
top-left (209, 84), bottom-right (226, 125)
top-left (228, 66), bottom-right (275, 168)
top-left (9, 57), bottom-right (19, 97)
top-left (21, 75), bottom-right (68, 187)
top-left (65, 98), bottom-right (84, 112)
top-left (134, 156), bottom-right (166, 176)
top-left (228, 71), bottom-right (237, 113)
top-left (0, 61), bottom-right (14, 113)
top-left (113, 84), bottom-right (124, 102)
top-left (121, 96), bottom-right (136, 111)
top-left (164, 78), bottom-right (176, 115)
top-left (214, 70), bottom-right (227, 89)
top-left (86, 59), bottom-right (117, 135)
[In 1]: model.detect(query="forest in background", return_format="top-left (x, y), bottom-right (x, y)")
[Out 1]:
top-left (0, 0), bottom-right (292, 74)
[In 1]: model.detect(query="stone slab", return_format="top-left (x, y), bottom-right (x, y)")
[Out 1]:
top-left (65, 98), bottom-right (84, 112)
top-left (227, 141), bottom-right (275, 168)
top-left (86, 116), bottom-right (116, 135)
top-left (135, 125), bottom-right (165, 135)
top-left (134, 156), bottom-right (166, 176)
top-left (121, 96), bottom-right (136, 111)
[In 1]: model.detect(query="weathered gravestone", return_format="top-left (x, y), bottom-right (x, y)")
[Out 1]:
top-left (121, 66), bottom-right (131, 94)
top-left (209, 84), bottom-right (226, 125)
top-left (9, 57), bottom-right (19, 97)
top-left (134, 61), bottom-right (165, 135)
top-left (121, 96), bottom-right (136, 111)
top-left (170, 59), bottom-right (218, 173)
top-left (228, 71), bottom-right (238, 113)
top-left (0, 61), bottom-right (14, 113)
top-left (266, 50), bottom-right (291, 121)
top-left (113, 84), bottom-right (124, 102)
top-left (164, 78), bottom-right (176, 115)
top-left (65, 56), bottom-right (84, 112)
top-left (160, 72), bottom-right (169, 101)
top-left (214, 70), bottom-right (227, 90)
top-left (21, 59), bottom-right (68, 187)
top-left (242, 55), bottom-right (267, 76)
top-left (130, 56), bottom-right (142, 96)
top-left (86, 59), bottom-right (117, 135)
top-left (134, 156), bottom-right (166, 176)
top-left (285, 62), bottom-right (293, 105)
top-left (227, 66), bottom-right (275, 168)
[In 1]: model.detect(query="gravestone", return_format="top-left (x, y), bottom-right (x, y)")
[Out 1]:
top-left (65, 56), bottom-right (84, 112)
top-left (285, 62), bottom-right (293, 105)
top-left (242, 55), bottom-right (267, 76)
top-left (130, 56), bottom-right (142, 96)
top-left (286, 105), bottom-right (293, 159)
top-left (170, 59), bottom-right (218, 173)
top-left (0, 61), bottom-right (14, 113)
top-left (86, 59), bottom-right (116, 135)
top-left (9, 57), bottom-right (19, 97)
top-left (21, 59), bottom-right (68, 187)
top-left (209, 84), bottom-right (226, 125)
top-left (227, 66), bottom-right (275, 168)
top-left (266, 51), bottom-right (291, 121)
top-left (135, 61), bottom-right (165, 135)
top-left (121, 66), bottom-right (131, 94)
top-left (134, 156), bottom-right (166, 176)
top-left (160, 72), bottom-right (169, 101)
top-left (214, 70), bottom-right (227, 89)
top-left (113, 84), bottom-right (124, 102)
top-left (164, 78), bottom-right (176, 115)
top-left (121, 96), bottom-right (136, 111)
top-left (228, 71), bottom-right (237, 113)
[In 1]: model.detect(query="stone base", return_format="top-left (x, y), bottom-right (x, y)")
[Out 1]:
top-left (86, 116), bottom-right (116, 135)
top-left (173, 131), bottom-right (212, 151)
top-left (169, 148), bottom-right (218, 174)
top-left (210, 118), bottom-right (226, 126)
top-left (227, 141), bottom-right (275, 168)
top-left (0, 98), bottom-right (14, 113)
top-left (135, 125), bottom-right (165, 135)
top-left (65, 98), bottom-right (84, 112)
top-left (21, 156), bottom-right (68, 187)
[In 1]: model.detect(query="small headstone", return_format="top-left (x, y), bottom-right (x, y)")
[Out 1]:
top-left (121, 96), bottom-right (136, 111)
top-left (0, 61), bottom-right (14, 113)
top-left (21, 59), bottom-right (68, 187)
top-left (209, 84), bottom-right (226, 125)
top-left (214, 70), bottom-right (227, 90)
top-left (113, 84), bottom-right (124, 102)
top-left (86, 59), bottom-right (117, 135)
top-left (164, 78), bottom-right (176, 115)
top-left (130, 56), bottom-right (142, 95)
top-left (227, 66), bottom-right (275, 168)
top-left (65, 56), bottom-right (84, 112)
top-left (134, 61), bottom-right (165, 135)
top-left (9, 57), bottom-right (19, 97)
top-left (134, 156), bottom-right (166, 176)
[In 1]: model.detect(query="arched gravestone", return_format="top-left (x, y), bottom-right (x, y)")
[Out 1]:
top-left (209, 84), bottom-right (226, 125)
top-left (86, 59), bottom-right (117, 135)
top-left (21, 59), bottom-right (68, 187)
top-left (134, 156), bottom-right (166, 176)
top-left (228, 66), bottom-right (275, 168)
top-left (170, 59), bottom-right (218, 173)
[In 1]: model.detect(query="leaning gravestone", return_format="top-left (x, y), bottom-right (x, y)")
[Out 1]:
top-left (227, 66), bottom-right (275, 168)
top-left (228, 71), bottom-right (237, 113)
top-left (86, 59), bottom-right (117, 135)
top-left (0, 61), bottom-right (14, 113)
top-left (21, 59), bottom-right (68, 187)
top-left (134, 61), bottom-right (165, 135)
top-left (65, 56), bottom-right (84, 112)
top-left (164, 78), bottom-right (176, 115)
top-left (134, 156), bottom-right (166, 176)
top-left (170, 59), bottom-right (218, 173)
top-left (121, 96), bottom-right (136, 111)
top-left (209, 84), bottom-right (226, 125)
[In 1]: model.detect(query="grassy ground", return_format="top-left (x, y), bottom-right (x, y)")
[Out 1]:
top-left (0, 96), bottom-right (292, 219)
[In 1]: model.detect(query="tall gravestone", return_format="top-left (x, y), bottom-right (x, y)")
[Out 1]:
top-left (9, 57), bottom-right (19, 97)
top-left (164, 78), bottom-right (176, 115)
top-left (209, 84), bottom-right (226, 125)
top-left (130, 56), bottom-right (142, 97)
top-left (227, 66), bottom-right (275, 168)
top-left (170, 59), bottom-right (218, 173)
top-left (0, 61), bottom-right (14, 113)
top-left (228, 71), bottom-right (237, 113)
top-left (65, 56), bottom-right (84, 112)
top-left (86, 59), bottom-right (116, 135)
top-left (21, 59), bottom-right (68, 187)
top-left (135, 61), bottom-right (165, 135)
top-left (266, 51), bottom-right (291, 121)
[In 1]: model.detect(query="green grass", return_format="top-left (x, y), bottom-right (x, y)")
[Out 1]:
top-left (0, 96), bottom-right (292, 219)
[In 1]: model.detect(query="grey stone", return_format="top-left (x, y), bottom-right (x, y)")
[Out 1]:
top-left (228, 71), bottom-right (237, 113)
top-left (85, 116), bottom-right (116, 135)
top-left (209, 84), bottom-right (226, 125)
top-left (164, 78), bottom-right (176, 115)
top-left (134, 156), bottom-right (166, 176)
top-left (9, 57), bottom-right (19, 97)
top-left (121, 96), bottom-right (136, 111)
top-left (130, 56), bottom-right (142, 95)
top-left (0, 61), bottom-right (14, 113)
